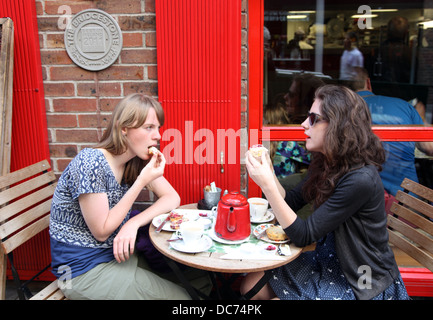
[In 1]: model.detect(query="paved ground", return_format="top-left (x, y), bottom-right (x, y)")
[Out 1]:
top-left (5, 280), bottom-right (51, 300)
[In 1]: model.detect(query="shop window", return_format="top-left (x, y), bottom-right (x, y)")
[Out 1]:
top-left (263, 1), bottom-right (433, 127)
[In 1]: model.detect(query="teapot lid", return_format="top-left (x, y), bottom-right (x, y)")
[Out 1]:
top-left (221, 191), bottom-right (248, 207)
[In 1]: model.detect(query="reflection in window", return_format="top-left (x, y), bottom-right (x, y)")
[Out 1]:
top-left (264, 73), bottom-right (325, 126)
top-left (263, 1), bottom-right (433, 126)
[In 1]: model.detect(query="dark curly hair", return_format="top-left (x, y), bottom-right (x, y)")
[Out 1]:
top-left (302, 85), bottom-right (385, 208)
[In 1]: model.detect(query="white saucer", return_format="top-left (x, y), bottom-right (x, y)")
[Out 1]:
top-left (169, 235), bottom-right (213, 253)
top-left (208, 228), bottom-right (250, 245)
top-left (250, 210), bottom-right (275, 224)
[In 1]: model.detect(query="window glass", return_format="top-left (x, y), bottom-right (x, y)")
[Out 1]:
top-left (262, 0), bottom-right (433, 193)
top-left (263, 0), bottom-right (433, 128)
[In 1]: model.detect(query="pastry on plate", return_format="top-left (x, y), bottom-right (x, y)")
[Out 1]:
top-left (169, 212), bottom-right (188, 230)
top-left (266, 225), bottom-right (288, 241)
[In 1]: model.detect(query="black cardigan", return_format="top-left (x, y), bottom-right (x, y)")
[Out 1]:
top-left (284, 165), bottom-right (400, 300)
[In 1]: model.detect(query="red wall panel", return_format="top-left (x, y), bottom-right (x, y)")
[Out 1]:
top-left (0, 0), bottom-right (52, 281)
top-left (0, 0), bottom-right (50, 171)
top-left (155, 0), bottom-right (242, 204)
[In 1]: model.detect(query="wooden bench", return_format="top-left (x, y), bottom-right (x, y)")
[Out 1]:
top-left (0, 160), bottom-right (66, 300)
top-left (387, 178), bottom-right (433, 297)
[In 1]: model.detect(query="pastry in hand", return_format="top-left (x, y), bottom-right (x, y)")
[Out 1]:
top-left (148, 146), bottom-right (159, 155)
top-left (249, 144), bottom-right (267, 162)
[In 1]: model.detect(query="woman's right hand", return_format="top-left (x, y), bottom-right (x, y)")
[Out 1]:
top-left (245, 150), bottom-right (275, 191)
top-left (140, 149), bottom-right (166, 182)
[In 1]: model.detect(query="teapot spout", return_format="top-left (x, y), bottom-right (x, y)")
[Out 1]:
top-left (227, 207), bottom-right (236, 232)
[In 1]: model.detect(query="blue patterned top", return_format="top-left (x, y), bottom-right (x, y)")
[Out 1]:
top-left (273, 141), bottom-right (311, 178)
top-left (49, 148), bottom-right (130, 278)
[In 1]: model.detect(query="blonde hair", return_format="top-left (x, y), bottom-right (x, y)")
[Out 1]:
top-left (264, 100), bottom-right (290, 125)
top-left (264, 102), bottom-right (290, 160)
top-left (97, 94), bottom-right (165, 185)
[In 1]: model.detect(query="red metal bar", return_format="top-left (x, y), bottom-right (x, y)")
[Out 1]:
top-left (259, 125), bottom-right (433, 142)
top-left (400, 268), bottom-right (433, 297)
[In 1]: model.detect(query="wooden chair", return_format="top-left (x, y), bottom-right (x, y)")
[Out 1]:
top-left (0, 160), bottom-right (65, 300)
top-left (387, 178), bottom-right (433, 296)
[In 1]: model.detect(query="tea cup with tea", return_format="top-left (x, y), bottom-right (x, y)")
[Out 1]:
top-left (179, 221), bottom-right (204, 249)
top-left (247, 197), bottom-right (269, 221)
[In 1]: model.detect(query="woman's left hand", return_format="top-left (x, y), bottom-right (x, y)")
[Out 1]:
top-left (113, 220), bottom-right (139, 263)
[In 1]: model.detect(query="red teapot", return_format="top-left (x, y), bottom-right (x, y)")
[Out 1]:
top-left (214, 191), bottom-right (251, 241)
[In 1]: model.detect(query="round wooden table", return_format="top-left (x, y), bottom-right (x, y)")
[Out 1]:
top-left (149, 203), bottom-right (303, 299)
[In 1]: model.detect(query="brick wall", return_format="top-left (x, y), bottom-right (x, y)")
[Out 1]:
top-left (36, 0), bottom-right (248, 210)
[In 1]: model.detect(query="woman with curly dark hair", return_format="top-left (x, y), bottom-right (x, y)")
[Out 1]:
top-left (242, 85), bottom-right (409, 300)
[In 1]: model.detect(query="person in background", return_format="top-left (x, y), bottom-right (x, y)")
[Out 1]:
top-left (375, 16), bottom-right (412, 83)
top-left (287, 29), bottom-right (313, 59)
top-left (50, 94), bottom-right (197, 300)
top-left (350, 67), bottom-right (433, 203)
top-left (340, 31), bottom-right (364, 81)
top-left (241, 85), bottom-right (408, 300)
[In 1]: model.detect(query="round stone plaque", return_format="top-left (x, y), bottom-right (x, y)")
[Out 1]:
top-left (64, 9), bottom-right (123, 71)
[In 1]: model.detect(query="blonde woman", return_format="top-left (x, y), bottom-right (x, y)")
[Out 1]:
top-left (49, 94), bottom-right (191, 299)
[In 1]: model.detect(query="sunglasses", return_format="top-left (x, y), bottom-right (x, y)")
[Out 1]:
top-left (307, 112), bottom-right (326, 127)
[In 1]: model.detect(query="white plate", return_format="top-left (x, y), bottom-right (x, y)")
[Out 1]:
top-left (253, 224), bottom-right (290, 244)
top-left (152, 209), bottom-right (199, 232)
top-left (169, 235), bottom-right (213, 253)
top-left (250, 210), bottom-right (275, 224)
top-left (208, 228), bottom-right (250, 245)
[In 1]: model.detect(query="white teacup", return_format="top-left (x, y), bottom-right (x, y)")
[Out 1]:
top-left (180, 221), bottom-right (204, 248)
top-left (248, 197), bottom-right (269, 221)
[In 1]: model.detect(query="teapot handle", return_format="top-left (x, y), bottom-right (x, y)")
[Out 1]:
top-left (227, 207), bottom-right (236, 232)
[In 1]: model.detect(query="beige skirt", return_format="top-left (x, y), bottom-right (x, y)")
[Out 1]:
top-left (60, 253), bottom-right (210, 300)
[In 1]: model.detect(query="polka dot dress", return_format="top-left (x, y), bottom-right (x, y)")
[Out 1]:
top-left (268, 232), bottom-right (409, 300)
